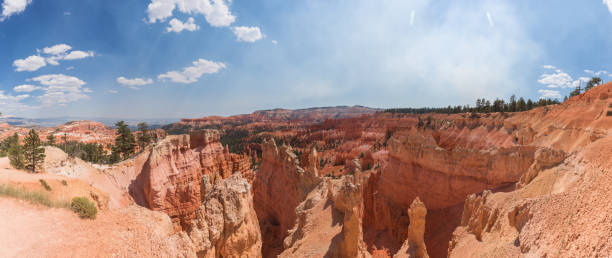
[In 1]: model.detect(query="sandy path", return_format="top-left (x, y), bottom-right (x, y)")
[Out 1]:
top-left (0, 197), bottom-right (191, 257)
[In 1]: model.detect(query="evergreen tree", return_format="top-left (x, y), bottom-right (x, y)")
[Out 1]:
top-left (109, 151), bottom-right (120, 164)
top-left (23, 129), bottom-right (46, 173)
top-left (46, 134), bottom-right (56, 146)
top-left (137, 122), bottom-right (153, 150)
top-left (7, 133), bottom-right (25, 169)
top-left (9, 144), bottom-right (25, 169)
top-left (570, 86), bottom-right (582, 97)
top-left (585, 77), bottom-right (602, 91)
top-left (517, 97), bottom-right (527, 111)
top-left (509, 95), bottom-right (517, 112)
top-left (112, 121), bottom-right (136, 160)
top-left (526, 99), bottom-right (534, 110)
top-left (1, 133), bottom-right (19, 157)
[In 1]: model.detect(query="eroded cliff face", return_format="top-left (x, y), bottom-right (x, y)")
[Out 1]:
top-left (447, 84), bottom-right (612, 257)
top-left (188, 173), bottom-right (262, 258)
top-left (140, 130), bottom-right (253, 230)
top-left (252, 139), bottom-right (321, 257)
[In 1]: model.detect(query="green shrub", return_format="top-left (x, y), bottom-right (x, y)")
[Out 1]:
top-left (71, 197), bottom-right (97, 219)
top-left (61, 180), bottom-right (67, 186)
top-left (39, 179), bottom-right (52, 191)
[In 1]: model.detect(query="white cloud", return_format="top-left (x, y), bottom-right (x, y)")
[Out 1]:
top-left (410, 10), bottom-right (415, 26)
top-left (604, 0), bottom-right (612, 14)
top-left (29, 74), bottom-right (90, 106)
top-left (13, 55), bottom-right (46, 72)
top-left (43, 44), bottom-right (72, 55)
top-left (107, 89), bottom-right (119, 94)
top-left (232, 26), bottom-right (263, 42)
top-left (147, 0), bottom-right (235, 27)
top-left (13, 84), bottom-right (41, 92)
top-left (44, 44), bottom-right (72, 65)
top-left (538, 71), bottom-right (574, 88)
top-left (486, 11), bottom-right (494, 27)
top-left (271, 40), bottom-right (278, 45)
top-left (538, 89), bottom-right (561, 99)
top-left (14, 44), bottom-right (94, 71)
top-left (167, 17), bottom-right (199, 33)
top-left (158, 58), bottom-right (225, 83)
top-left (584, 69), bottom-right (608, 76)
top-left (66, 66), bottom-right (75, 70)
top-left (64, 50), bottom-right (95, 60)
top-left (1, 0), bottom-right (32, 21)
top-left (0, 91), bottom-right (30, 111)
top-left (543, 65), bottom-right (556, 70)
top-left (117, 77), bottom-right (154, 89)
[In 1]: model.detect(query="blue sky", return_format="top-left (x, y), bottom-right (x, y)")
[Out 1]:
top-left (1, 0), bottom-right (612, 119)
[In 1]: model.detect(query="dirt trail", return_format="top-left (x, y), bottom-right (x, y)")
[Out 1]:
top-left (0, 197), bottom-right (191, 257)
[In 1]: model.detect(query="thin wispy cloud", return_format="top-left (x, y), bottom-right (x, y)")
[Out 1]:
top-left (410, 10), bottom-right (415, 26)
top-left (486, 11), bottom-right (494, 27)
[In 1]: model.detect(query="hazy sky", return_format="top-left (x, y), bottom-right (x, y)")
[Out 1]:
top-left (1, 0), bottom-right (612, 118)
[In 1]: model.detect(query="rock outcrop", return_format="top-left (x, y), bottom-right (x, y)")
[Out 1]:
top-left (141, 130), bottom-right (253, 230)
top-left (327, 176), bottom-right (370, 258)
top-left (280, 175), bottom-right (370, 258)
top-left (253, 139), bottom-right (321, 257)
top-left (188, 174), bottom-right (262, 258)
top-left (395, 197), bottom-right (429, 258)
top-left (458, 191), bottom-right (500, 241)
top-left (517, 148), bottom-right (565, 188)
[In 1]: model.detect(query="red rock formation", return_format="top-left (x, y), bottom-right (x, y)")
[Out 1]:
top-left (280, 175), bottom-right (371, 258)
top-left (175, 106), bottom-right (378, 128)
top-left (395, 197), bottom-right (429, 258)
top-left (253, 139), bottom-right (321, 257)
top-left (141, 130), bottom-right (253, 230)
top-left (188, 174), bottom-right (262, 258)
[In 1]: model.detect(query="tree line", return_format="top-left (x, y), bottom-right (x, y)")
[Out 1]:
top-left (385, 77), bottom-right (604, 115)
top-left (384, 95), bottom-right (561, 115)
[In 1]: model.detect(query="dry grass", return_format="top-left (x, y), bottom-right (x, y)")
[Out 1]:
top-left (0, 184), bottom-right (69, 209)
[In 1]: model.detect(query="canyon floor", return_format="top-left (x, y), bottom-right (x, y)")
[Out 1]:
top-left (2, 86), bottom-right (612, 257)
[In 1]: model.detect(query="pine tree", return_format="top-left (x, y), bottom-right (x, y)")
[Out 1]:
top-left (509, 95), bottom-right (517, 112)
top-left (46, 134), bottom-right (56, 146)
top-left (23, 129), bottom-right (46, 173)
top-left (585, 77), bottom-right (602, 91)
top-left (8, 133), bottom-right (25, 170)
top-left (570, 86), bottom-right (581, 97)
top-left (1, 133), bottom-right (19, 157)
top-left (517, 97), bottom-right (526, 111)
top-left (137, 122), bottom-right (153, 151)
top-left (113, 121), bottom-right (136, 160)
